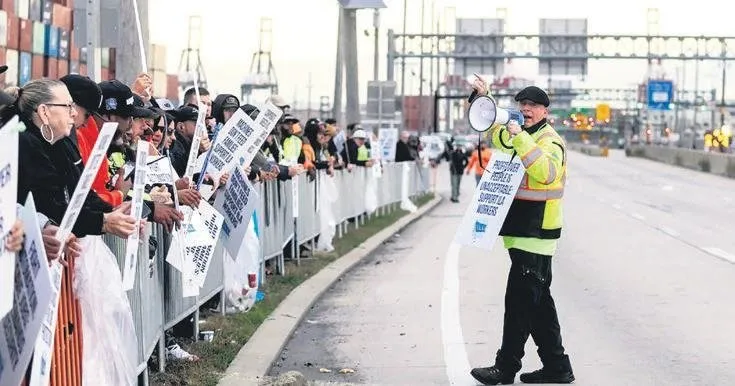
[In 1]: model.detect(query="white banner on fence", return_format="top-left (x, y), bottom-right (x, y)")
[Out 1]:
top-left (183, 103), bottom-right (208, 181)
top-left (291, 175), bottom-right (299, 218)
top-left (378, 128), bottom-right (398, 162)
top-left (214, 166), bottom-right (259, 258)
top-left (204, 102), bottom-right (282, 181)
top-left (454, 152), bottom-right (525, 251)
top-left (122, 142), bottom-right (149, 291)
top-left (0, 116), bottom-right (19, 320)
top-left (0, 194), bottom-right (52, 386)
top-left (55, 122), bottom-right (118, 248)
top-left (145, 155), bottom-right (175, 185)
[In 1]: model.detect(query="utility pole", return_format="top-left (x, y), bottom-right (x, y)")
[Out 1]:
top-left (373, 9), bottom-right (380, 81)
top-left (418, 0), bottom-right (425, 134)
top-left (721, 57), bottom-right (727, 126)
top-left (400, 0), bottom-right (407, 96)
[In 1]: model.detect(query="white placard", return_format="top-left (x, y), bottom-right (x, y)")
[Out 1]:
top-left (378, 128), bottom-right (398, 162)
top-left (204, 102), bottom-right (282, 181)
top-left (291, 175), bottom-right (299, 218)
top-left (0, 194), bottom-right (52, 386)
top-left (454, 152), bottom-right (525, 251)
top-left (183, 103), bottom-right (208, 181)
top-left (54, 122), bottom-right (118, 249)
top-left (0, 116), bottom-right (19, 319)
top-left (122, 141), bottom-right (149, 291)
top-left (145, 155), bottom-right (175, 185)
top-left (189, 201), bottom-right (224, 287)
top-left (213, 167), bottom-right (259, 258)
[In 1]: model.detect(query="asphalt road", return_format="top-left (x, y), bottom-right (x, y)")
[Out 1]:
top-left (269, 150), bottom-right (735, 385)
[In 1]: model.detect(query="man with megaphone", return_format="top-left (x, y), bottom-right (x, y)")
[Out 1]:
top-left (467, 76), bottom-right (574, 385)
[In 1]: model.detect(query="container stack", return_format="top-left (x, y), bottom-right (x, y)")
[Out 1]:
top-left (0, 0), bottom-right (181, 97)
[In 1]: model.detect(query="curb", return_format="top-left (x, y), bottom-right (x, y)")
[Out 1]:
top-left (217, 195), bottom-right (443, 386)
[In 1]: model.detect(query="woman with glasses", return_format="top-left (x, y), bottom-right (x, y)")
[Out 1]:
top-left (12, 78), bottom-right (137, 239)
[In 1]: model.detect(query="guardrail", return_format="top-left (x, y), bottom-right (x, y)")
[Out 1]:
top-left (626, 145), bottom-right (735, 178)
top-left (83, 161), bottom-right (431, 384)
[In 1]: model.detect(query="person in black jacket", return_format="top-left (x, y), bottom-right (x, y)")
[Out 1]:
top-left (446, 138), bottom-right (468, 203)
top-left (12, 78), bottom-right (136, 238)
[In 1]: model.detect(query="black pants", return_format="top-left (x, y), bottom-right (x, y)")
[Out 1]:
top-left (495, 248), bottom-right (571, 373)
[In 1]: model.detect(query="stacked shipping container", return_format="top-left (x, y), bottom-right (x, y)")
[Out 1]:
top-left (0, 0), bottom-right (180, 101)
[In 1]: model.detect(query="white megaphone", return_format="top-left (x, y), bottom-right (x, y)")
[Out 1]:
top-left (467, 95), bottom-right (524, 133)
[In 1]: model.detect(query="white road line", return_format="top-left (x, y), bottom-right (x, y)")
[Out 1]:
top-left (658, 226), bottom-right (679, 237)
top-left (441, 242), bottom-right (474, 385)
top-left (700, 247), bottom-right (735, 264)
top-left (630, 213), bottom-right (645, 221)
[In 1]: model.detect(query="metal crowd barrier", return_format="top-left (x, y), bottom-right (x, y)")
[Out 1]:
top-left (86, 161), bottom-right (430, 384)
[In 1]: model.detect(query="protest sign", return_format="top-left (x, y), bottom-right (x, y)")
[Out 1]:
top-left (0, 116), bottom-right (19, 319)
top-left (214, 167), bottom-right (259, 258)
top-left (454, 152), bottom-right (525, 251)
top-left (0, 194), bottom-right (52, 386)
top-left (204, 103), bottom-right (282, 181)
top-left (122, 142), bottom-right (149, 290)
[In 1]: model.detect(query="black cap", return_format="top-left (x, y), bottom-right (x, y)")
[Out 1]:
top-left (98, 80), bottom-right (135, 117)
top-left (281, 114), bottom-right (299, 123)
top-left (239, 104), bottom-right (260, 120)
top-left (153, 98), bottom-right (177, 112)
top-left (60, 74), bottom-right (103, 113)
top-left (222, 95), bottom-right (239, 109)
top-left (0, 65), bottom-right (8, 75)
top-left (514, 86), bottom-right (550, 107)
top-left (131, 94), bottom-right (155, 119)
top-left (174, 104), bottom-right (200, 123)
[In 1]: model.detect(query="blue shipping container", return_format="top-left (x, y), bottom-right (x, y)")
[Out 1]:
top-left (19, 51), bottom-right (31, 86)
top-left (44, 24), bottom-right (58, 58)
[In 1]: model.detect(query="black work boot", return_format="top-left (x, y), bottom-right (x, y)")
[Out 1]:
top-left (470, 366), bottom-right (515, 385)
top-left (520, 355), bottom-right (575, 384)
top-left (519, 367), bottom-right (574, 383)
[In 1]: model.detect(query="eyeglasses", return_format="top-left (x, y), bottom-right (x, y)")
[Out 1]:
top-left (46, 102), bottom-right (77, 114)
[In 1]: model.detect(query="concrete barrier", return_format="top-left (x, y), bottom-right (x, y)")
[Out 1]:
top-left (626, 145), bottom-right (735, 179)
top-left (568, 142), bottom-right (608, 157)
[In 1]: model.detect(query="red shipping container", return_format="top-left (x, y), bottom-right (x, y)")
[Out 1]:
top-left (166, 74), bottom-right (178, 101)
top-left (31, 54), bottom-right (43, 79)
top-left (45, 57), bottom-right (57, 78)
top-left (6, 15), bottom-right (18, 50)
top-left (1, 0), bottom-right (13, 14)
top-left (69, 29), bottom-right (78, 61)
top-left (100, 67), bottom-right (108, 80)
top-left (19, 19), bottom-right (32, 52)
top-left (51, 4), bottom-right (71, 30)
top-left (57, 58), bottom-right (68, 76)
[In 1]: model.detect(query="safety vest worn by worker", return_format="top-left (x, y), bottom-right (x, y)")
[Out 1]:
top-left (281, 135), bottom-right (302, 166)
top-left (491, 120), bottom-right (566, 239)
top-left (357, 144), bottom-right (369, 161)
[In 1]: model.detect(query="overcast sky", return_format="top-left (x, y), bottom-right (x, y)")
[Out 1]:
top-left (148, 0), bottom-right (734, 108)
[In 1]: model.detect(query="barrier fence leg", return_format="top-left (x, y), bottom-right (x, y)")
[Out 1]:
top-left (219, 289), bottom-right (226, 316)
top-left (355, 216), bottom-right (360, 230)
top-left (279, 253), bottom-right (286, 276)
top-left (193, 309), bottom-right (200, 341)
top-left (158, 327), bottom-right (166, 373)
top-left (337, 222), bottom-right (343, 238)
top-left (142, 367), bottom-right (150, 386)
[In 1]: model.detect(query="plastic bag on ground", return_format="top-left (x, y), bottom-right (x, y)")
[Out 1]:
top-left (223, 217), bottom-right (260, 313)
top-left (73, 236), bottom-right (138, 386)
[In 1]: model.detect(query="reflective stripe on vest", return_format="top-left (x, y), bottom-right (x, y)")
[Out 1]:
top-left (515, 187), bottom-right (564, 201)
